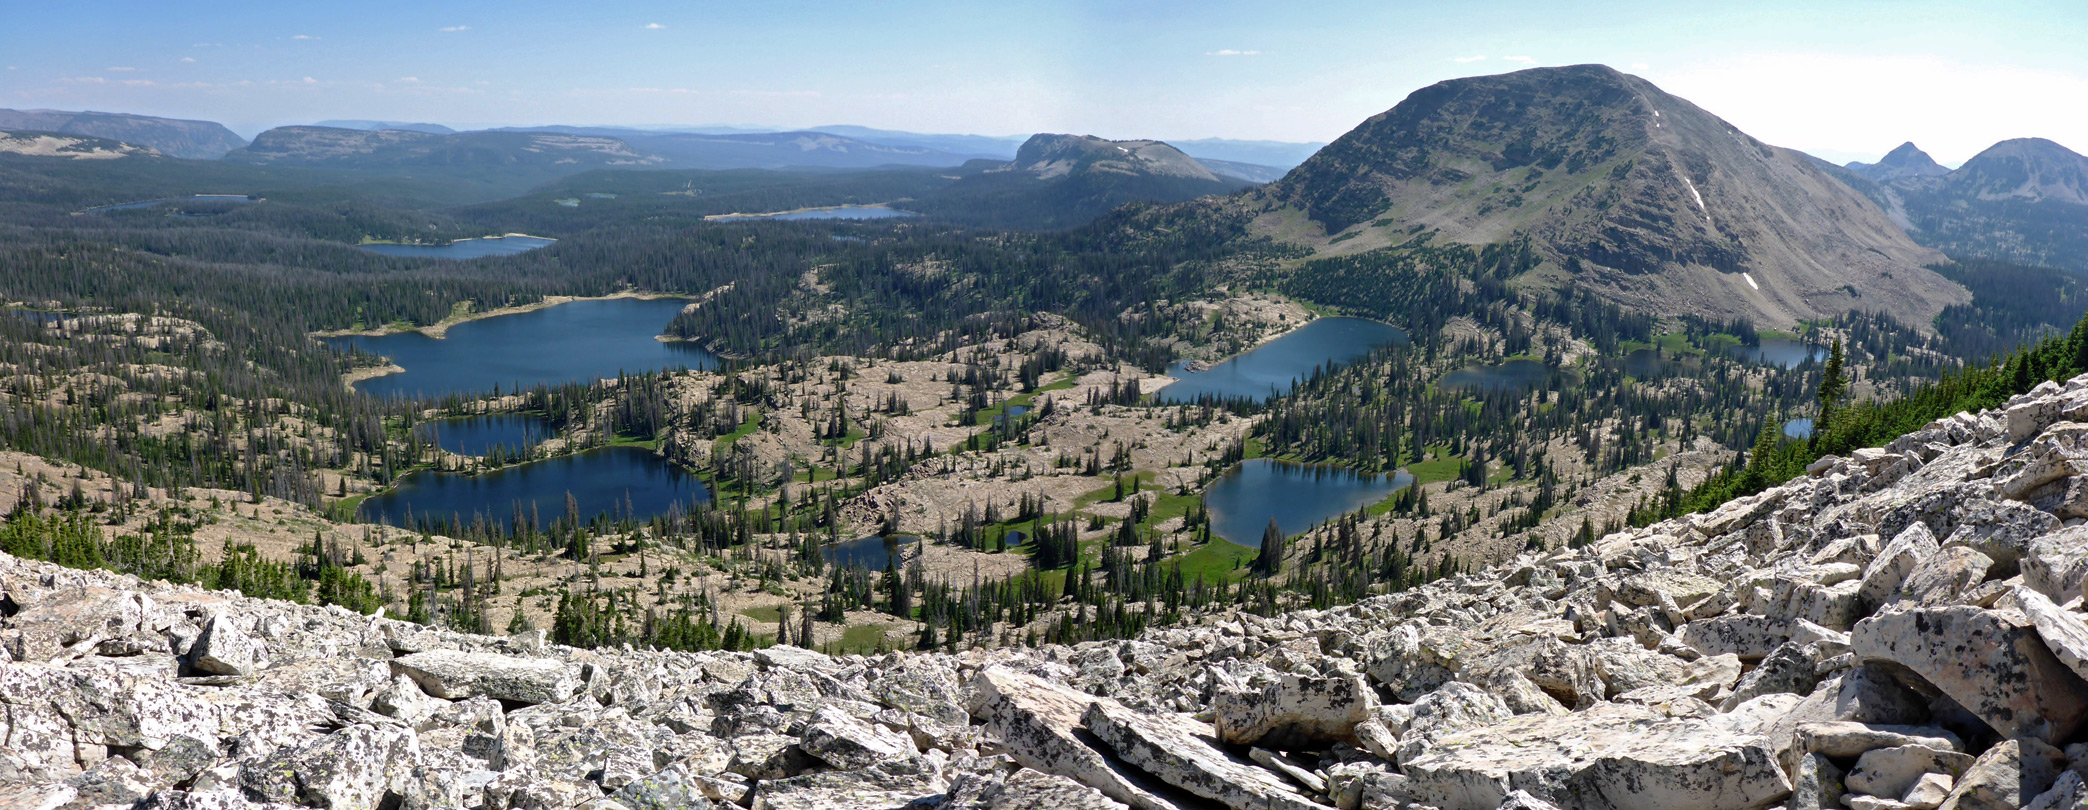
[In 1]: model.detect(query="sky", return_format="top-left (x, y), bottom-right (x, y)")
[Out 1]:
top-left (3, 0), bottom-right (2086, 165)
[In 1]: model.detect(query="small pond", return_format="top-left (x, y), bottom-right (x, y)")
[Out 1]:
top-left (1784, 418), bottom-right (1815, 439)
top-left (359, 235), bottom-right (555, 259)
top-left (1203, 459), bottom-right (1414, 546)
top-left (822, 535), bottom-right (920, 570)
top-left (1441, 359), bottom-right (1566, 393)
top-left (1729, 339), bottom-right (1825, 370)
top-left (81, 194), bottom-right (259, 214)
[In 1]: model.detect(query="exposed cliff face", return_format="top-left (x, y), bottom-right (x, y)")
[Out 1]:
top-left (1253, 65), bottom-right (1966, 330)
top-left (9, 375), bottom-right (2088, 809)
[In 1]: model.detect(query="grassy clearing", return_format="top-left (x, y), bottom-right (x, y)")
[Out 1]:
top-left (1406, 446), bottom-right (1465, 484)
top-left (832, 622), bottom-right (891, 655)
top-left (1170, 537), bottom-right (1256, 582)
top-left (738, 605), bottom-right (782, 624)
top-left (712, 410), bottom-right (763, 456)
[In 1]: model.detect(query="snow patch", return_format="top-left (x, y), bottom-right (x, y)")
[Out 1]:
top-left (1681, 176), bottom-right (1711, 225)
top-left (1742, 273), bottom-right (1760, 291)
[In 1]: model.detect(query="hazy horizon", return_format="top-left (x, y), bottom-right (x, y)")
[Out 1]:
top-left (6, 1), bottom-right (2088, 164)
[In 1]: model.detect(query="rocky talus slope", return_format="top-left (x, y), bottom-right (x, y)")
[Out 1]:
top-left (11, 380), bottom-right (2088, 809)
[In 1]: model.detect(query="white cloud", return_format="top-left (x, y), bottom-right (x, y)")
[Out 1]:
top-left (180, 57), bottom-right (196, 63)
top-left (303, 76), bottom-right (318, 83)
top-left (1502, 55), bottom-right (1535, 64)
top-left (1206, 49), bottom-right (1261, 57)
top-left (440, 25), bottom-right (469, 32)
top-left (291, 34), bottom-right (317, 40)
top-left (399, 76), bottom-right (421, 83)
top-left (1630, 62), bottom-right (1650, 71)
top-left (107, 66), bottom-right (136, 72)
top-left (1452, 55), bottom-right (1487, 63)
top-left (645, 22), bottom-right (664, 29)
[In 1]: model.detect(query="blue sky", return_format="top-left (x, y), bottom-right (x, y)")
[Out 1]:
top-left (4, 0), bottom-right (2085, 164)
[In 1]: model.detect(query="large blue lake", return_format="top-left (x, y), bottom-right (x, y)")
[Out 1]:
top-left (326, 297), bottom-right (717, 399)
top-left (711, 205), bottom-right (915, 222)
top-left (358, 446), bottom-right (708, 531)
top-left (1157, 317), bottom-right (1408, 403)
top-left (1203, 459), bottom-right (1414, 546)
top-left (360, 235), bottom-right (555, 259)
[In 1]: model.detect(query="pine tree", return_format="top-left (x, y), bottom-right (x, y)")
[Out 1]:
top-left (1817, 338), bottom-right (1847, 430)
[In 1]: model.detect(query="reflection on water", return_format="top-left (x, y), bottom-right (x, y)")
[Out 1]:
top-left (359, 235), bottom-right (555, 259)
top-left (822, 535), bottom-right (920, 569)
top-left (1204, 459), bottom-right (1414, 546)
top-left (325, 298), bottom-right (717, 399)
top-left (1158, 317), bottom-right (1409, 403)
top-left (358, 446), bottom-right (709, 532)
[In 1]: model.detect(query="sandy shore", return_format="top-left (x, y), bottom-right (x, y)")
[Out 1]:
top-left (701, 204), bottom-right (906, 221)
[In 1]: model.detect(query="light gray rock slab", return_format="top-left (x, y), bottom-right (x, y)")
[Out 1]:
top-left (1846, 745), bottom-right (1975, 799)
top-left (965, 665), bottom-right (1178, 810)
top-left (1400, 702), bottom-right (1792, 810)
top-left (2017, 584), bottom-right (2088, 682)
top-left (189, 613), bottom-right (267, 676)
top-left (1213, 670), bottom-right (1375, 749)
top-left (1937, 738), bottom-right (2067, 810)
top-left (1082, 700), bottom-right (1333, 810)
top-left (1851, 605), bottom-right (2088, 743)
top-left (389, 649), bottom-right (578, 705)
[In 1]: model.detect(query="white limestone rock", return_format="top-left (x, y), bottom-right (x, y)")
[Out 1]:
top-left (1082, 700), bottom-right (1333, 810)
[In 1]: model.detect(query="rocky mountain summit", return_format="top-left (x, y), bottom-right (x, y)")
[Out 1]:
top-left (11, 376), bottom-right (2088, 809)
top-left (0, 109), bottom-right (248, 160)
top-left (1844, 143), bottom-right (1952, 183)
top-left (1252, 65), bottom-right (1966, 330)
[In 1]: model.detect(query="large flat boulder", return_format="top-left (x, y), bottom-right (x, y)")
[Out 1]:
top-left (389, 649), bottom-right (578, 705)
top-left (1400, 702), bottom-right (1792, 810)
top-left (1851, 606), bottom-right (2088, 743)
top-left (1082, 700), bottom-right (1333, 810)
top-left (1212, 671), bottom-right (1375, 749)
top-left (965, 665), bottom-right (1178, 810)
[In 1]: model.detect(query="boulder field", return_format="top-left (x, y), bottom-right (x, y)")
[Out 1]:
top-left (10, 377), bottom-right (2088, 809)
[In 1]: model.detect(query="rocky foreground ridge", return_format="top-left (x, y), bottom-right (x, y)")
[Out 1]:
top-left (10, 379), bottom-right (2088, 810)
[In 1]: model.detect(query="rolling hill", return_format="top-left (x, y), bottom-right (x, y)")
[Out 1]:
top-left (900, 134), bottom-right (1256, 229)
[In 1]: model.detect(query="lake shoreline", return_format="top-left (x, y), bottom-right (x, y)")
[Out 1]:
top-left (703, 203), bottom-right (911, 221)
top-left (310, 290), bottom-right (697, 340)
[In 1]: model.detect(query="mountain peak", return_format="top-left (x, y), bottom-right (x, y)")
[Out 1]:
top-left (1254, 63), bottom-right (1964, 330)
top-left (1845, 142), bottom-right (1948, 181)
top-left (1954, 137), bottom-right (2088, 206)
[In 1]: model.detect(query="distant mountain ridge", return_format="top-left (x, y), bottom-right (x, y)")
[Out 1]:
top-left (900, 133), bottom-right (1254, 229)
top-left (0, 108), bottom-right (245, 159)
top-left (0, 130), bottom-right (160, 160)
top-left (225, 126), bottom-right (663, 170)
top-left (1247, 64), bottom-right (1966, 329)
top-left (313, 120), bottom-right (458, 135)
top-left (1834, 137), bottom-right (2088, 270)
